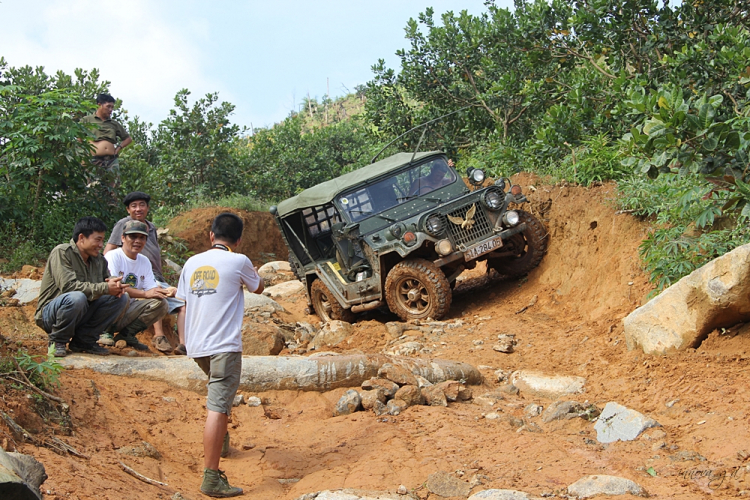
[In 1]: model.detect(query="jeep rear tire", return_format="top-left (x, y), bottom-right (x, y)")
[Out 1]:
top-left (385, 259), bottom-right (452, 321)
top-left (311, 279), bottom-right (354, 323)
top-left (488, 210), bottom-right (547, 278)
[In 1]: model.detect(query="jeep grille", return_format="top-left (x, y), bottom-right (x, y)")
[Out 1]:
top-left (447, 204), bottom-right (493, 247)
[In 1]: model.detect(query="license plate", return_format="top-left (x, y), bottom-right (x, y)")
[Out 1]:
top-left (464, 236), bottom-right (503, 261)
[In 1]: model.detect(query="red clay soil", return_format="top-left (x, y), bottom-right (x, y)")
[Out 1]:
top-left (1, 175), bottom-right (749, 499)
top-left (168, 207), bottom-right (289, 266)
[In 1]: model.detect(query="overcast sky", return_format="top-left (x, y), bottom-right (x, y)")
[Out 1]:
top-left (0, 0), bottom-right (514, 130)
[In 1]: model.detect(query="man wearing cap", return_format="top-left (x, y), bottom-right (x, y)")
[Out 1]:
top-left (80, 93), bottom-right (132, 189)
top-left (104, 191), bottom-right (186, 354)
top-left (102, 220), bottom-right (171, 350)
top-left (35, 216), bottom-right (130, 357)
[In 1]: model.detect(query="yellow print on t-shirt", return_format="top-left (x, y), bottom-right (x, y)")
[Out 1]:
top-left (190, 266), bottom-right (219, 297)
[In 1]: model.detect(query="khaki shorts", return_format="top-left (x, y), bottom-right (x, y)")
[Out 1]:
top-left (194, 352), bottom-right (242, 415)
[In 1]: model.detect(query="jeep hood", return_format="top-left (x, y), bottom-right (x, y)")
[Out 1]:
top-left (276, 151), bottom-right (442, 216)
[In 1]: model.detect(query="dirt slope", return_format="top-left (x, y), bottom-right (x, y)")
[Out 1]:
top-left (1, 176), bottom-right (749, 499)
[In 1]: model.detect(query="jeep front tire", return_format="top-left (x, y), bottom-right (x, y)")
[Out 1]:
top-left (488, 210), bottom-right (547, 278)
top-left (385, 259), bottom-right (452, 321)
top-left (311, 279), bottom-right (354, 323)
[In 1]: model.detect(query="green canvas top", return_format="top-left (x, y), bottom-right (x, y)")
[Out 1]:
top-left (276, 151), bottom-right (443, 216)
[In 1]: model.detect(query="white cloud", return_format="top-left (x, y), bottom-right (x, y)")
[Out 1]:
top-left (1, 0), bottom-right (219, 124)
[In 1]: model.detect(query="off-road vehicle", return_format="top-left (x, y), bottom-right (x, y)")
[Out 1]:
top-left (269, 151), bottom-right (547, 322)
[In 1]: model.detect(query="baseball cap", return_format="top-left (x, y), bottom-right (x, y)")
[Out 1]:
top-left (123, 220), bottom-right (149, 236)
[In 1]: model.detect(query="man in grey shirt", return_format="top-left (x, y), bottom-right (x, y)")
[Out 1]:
top-left (103, 191), bottom-right (186, 354)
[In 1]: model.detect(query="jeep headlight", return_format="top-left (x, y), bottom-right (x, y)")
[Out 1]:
top-left (502, 210), bottom-right (520, 227)
top-left (435, 239), bottom-right (453, 256)
top-left (483, 188), bottom-right (503, 210)
top-left (467, 167), bottom-right (486, 186)
top-left (388, 222), bottom-right (405, 240)
top-left (423, 213), bottom-right (445, 236)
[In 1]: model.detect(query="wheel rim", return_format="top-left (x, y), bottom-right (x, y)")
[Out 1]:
top-left (395, 277), bottom-right (430, 314)
top-left (316, 291), bottom-right (333, 320)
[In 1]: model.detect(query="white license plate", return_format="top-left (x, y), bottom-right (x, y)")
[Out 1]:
top-left (464, 236), bottom-right (503, 261)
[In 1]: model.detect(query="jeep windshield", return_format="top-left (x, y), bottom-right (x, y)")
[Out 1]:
top-left (337, 158), bottom-right (456, 222)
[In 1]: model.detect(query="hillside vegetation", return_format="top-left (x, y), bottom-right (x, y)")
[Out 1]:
top-left (1, 0), bottom-right (749, 291)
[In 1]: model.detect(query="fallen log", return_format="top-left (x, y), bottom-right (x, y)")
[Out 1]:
top-left (0, 447), bottom-right (47, 500)
top-left (58, 354), bottom-right (482, 392)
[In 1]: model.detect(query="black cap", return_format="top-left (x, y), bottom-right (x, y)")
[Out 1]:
top-left (123, 191), bottom-right (151, 207)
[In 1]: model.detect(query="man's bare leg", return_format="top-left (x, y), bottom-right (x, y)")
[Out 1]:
top-left (204, 410), bottom-right (228, 469)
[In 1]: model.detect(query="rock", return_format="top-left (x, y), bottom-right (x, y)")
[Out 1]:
top-left (295, 322), bottom-right (317, 343)
top-left (0, 278), bottom-right (41, 305)
top-left (542, 401), bottom-right (587, 423)
top-left (258, 261), bottom-right (292, 274)
top-left (386, 341), bottom-right (423, 356)
top-left (510, 370), bottom-right (585, 399)
top-left (421, 385), bottom-right (448, 406)
top-left (117, 441), bottom-right (162, 459)
top-left (263, 280), bottom-right (304, 299)
top-left (567, 475), bottom-right (646, 498)
top-left (387, 399), bottom-right (407, 416)
top-left (397, 484), bottom-right (408, 495)
top-left (293, 489), bottom-right (413, 500)
top-left (360, 389), bottom-right (387, 410)
top-left (496, 384), bottom-right (518, 395)
top-left (247, 396), bottom-right (262, 407)
top-left (485, 412), bottom-right (502, 420)
top-left (0, 447), bottom-right (47, 500)
top-left (233, 394), bottom-right (245, 407)
top-left (494, 369), bottom-right (510, 382)
top-left (311, 320), bottom-right (353, 349)
top-left (244, 290), bottom-right (285, 312)
top-left (426, 471), bottom-right (472, 498)
top-left (468, 490), bottom-right (536, 500)
top-left (503, 415), bottom-right (525, 428)
top-left (243, 327), bottom-right (285, 355)
top-left (394, 385), bottom-right (424, 407)
top-left (624, 243), bottom-right (750, 354)
top-left (334, 390), bottom-right (362, 416)
top-left (361, 378), bottom-right (399, 398)
top-left (594, 402), bottom-right (660, 443)
top-left (377, 363), bottom-right (419, 387)
top-left (435, 380), bottom-right (465, 402)
top-left (518, 422), bottom-right (543, 433)
top-left (524, 403), bottom-right (543, 419)
top-left (372, 400), bottom-right (388, 416)
top-left (493, 334), bottom-right (517, 353)
top-left (415, 375), bottom-right (432, 388)
top-left (385, 322), bottom-right (405, 338)
top-left (165, 258), bottom-right (183, 274)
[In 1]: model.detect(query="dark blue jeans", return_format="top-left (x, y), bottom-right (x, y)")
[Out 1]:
top-left (41, 292), bottom-right (128, 346)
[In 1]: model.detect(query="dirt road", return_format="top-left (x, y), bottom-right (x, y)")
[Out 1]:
top-left (1, 176), bottom-right (748, 499)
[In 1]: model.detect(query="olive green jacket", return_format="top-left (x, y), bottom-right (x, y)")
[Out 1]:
top-left (80, 114), bottom-right (130, 145)
top-left (34, 240), bottom-right (112, 327)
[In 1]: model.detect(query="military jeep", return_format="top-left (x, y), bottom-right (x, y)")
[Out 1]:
top-left (269, 151), bottom-right (547, 322)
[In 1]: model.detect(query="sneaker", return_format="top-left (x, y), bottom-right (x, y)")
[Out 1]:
top-left (113, 334), bottom-right (149, 351)
top-left (152, 335), bottom-right (173, 353)
top-left (51, 342), bottom-right (67, 358)
top-left (97, 332), bottom-right (114, 346)
top-left (200, 468), bottom-right (243, 498)
top-left (173, 343), bottom-right (187, 356)
top-left (221, 431), bottom-right (230, 458)
top-left (69, 343), bottom-right (110, 356)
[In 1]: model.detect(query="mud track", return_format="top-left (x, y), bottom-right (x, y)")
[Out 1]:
top-left (1, 174), bottom-right (749, 499)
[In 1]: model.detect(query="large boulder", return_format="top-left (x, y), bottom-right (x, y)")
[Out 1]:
top-left (624, 243), bottom-right (750, 354)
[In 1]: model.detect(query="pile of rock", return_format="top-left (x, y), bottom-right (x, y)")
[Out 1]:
top-left (334, 362), bottom-right (473, 416)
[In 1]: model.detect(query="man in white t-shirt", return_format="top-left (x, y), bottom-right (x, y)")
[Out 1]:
top-left (101, 220), bottom-right (171, 351)
top-left (176, 213), bottom-right (263, 498)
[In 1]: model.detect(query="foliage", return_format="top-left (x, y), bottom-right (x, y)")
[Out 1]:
top-left (0, 349), bottom-right (64, 391)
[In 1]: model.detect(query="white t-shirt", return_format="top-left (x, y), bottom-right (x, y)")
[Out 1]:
top-left (105, 248), bottom-right (158, 291)
top-left (176, 248), bottom-right (261, 358)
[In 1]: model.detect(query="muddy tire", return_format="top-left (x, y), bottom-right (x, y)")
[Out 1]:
top-left (488, 210), bottom-right (547, 278)
top-left (310, 279), bottom-right (354, 323)
top-left (385, 259), bottom-right (452, 321)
